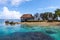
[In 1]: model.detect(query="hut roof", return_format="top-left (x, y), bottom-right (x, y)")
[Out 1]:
top-left (21, 14), bottom-right (34, 18)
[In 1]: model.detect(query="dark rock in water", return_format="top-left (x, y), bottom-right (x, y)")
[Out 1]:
top-left (46, 30), bottom-right (56, 34)
top-left (5, 20), bottom-right (9, 23)
top-left (5, 20), bottom-right (9, 25)
top-left (0, 32), bottom-right (55, 40)
top-left (9, 21), bottom-right (15, 25)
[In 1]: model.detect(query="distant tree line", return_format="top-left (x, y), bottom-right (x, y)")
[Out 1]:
top-left (21, 9), bottom-right (60, 22)
top-left (34, 9), bottom-right (60, 21)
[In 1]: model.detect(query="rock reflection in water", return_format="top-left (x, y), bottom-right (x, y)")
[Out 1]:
top-left (0, 32), bottom-right (55, 40)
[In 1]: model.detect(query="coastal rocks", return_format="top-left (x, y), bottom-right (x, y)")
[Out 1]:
top-left (45, 30), bottom-right (56, 34)
top-left (5, 20), bottom-right (21, 25)
top-left (5, 21), bottom-right (16, 25)
top-left (9, 21), bottom-right (15, 25)
top-left (0, 32), bottom-right (55, 40)
top-left (5, 20), bottom-right (9, 25)
top-left (5, 21), bottom-right (9, 23)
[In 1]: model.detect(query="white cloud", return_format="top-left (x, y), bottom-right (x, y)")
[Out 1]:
top-left (0, 0), bottom-right (31, 6)
top-left (11, 0), bottom-right (31, 6)
top-left (0, 7), bottom-right (22, 19)
top-left (38, 6), bottom-right (60, 11)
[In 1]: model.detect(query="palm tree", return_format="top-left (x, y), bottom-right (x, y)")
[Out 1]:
top-left (34, 13), bottom-right (40, 20)
top-left (55, 9), bottom-right (60, 17)
top-left (45, 12), bottom-right (53, 20)
top-left (41, 12), bottom-right (53, 20)
top-left (43, 12), bottom-right (48, 20)
top-left (55, 9), bottom-right (60, 20)
top-left (53, 14), bottom-right (58, 20)
top-left (40, 12), bottom-right (50, 20)
top-left (34, 13), bottom-right (39, 18)
top-left (40, 13), bottom-right (44, 20)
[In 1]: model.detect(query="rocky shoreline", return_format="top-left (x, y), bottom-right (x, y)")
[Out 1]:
top-left (5, 20), bottom-right (60, 26)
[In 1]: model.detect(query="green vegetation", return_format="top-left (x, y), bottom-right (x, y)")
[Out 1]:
top-left (21, 9), bottom-right (60, 22)
top-left (55, 9), bottom-right (60, 16)
top-left (34, 9), bottom-right (60, 21)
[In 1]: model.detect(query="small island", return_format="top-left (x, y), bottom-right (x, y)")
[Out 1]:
top-left (5, 9), bottom-right (60, 26)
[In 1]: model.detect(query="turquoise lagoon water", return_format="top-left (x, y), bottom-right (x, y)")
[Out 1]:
top-left (0, 19), bottom-right (60, 40)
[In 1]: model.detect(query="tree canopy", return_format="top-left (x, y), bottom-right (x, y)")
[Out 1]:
top-left (55, 9), bottom-right (60, 16)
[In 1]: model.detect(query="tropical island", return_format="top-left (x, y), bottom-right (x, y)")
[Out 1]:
top-left (5, 9), bottom-right (60, 26)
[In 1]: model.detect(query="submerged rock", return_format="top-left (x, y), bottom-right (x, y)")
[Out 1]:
top-left (46, 30), bottom-right (56, 34)
top-left (0, 32), bottom-right (55, 40)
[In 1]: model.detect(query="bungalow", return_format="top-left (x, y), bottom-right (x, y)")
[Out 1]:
top-left (21, 14), bottom-right (34, 22)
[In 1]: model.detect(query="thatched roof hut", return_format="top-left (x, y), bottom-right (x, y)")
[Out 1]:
top-left (21, 14), bottom-right (34, 22)
top-left (21, 14), bottom-right (34, 18)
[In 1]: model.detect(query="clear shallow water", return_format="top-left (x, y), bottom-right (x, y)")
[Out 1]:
top-left (0, 19), bottom-right (60, 40)
top-left (0, 24), bottom-right (60, 40)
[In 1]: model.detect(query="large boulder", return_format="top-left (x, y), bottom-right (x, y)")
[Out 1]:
top-left (0, 32), bottom-right (55, 40)
top-left (5, 20), bottom-right (9, 25)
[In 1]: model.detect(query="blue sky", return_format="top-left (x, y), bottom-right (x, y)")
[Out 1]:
top-left (0, 0), bottom-right (60, 19)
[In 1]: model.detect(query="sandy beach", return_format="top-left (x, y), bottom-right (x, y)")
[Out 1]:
top-left (20, 22), bottom-right (60, 26)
